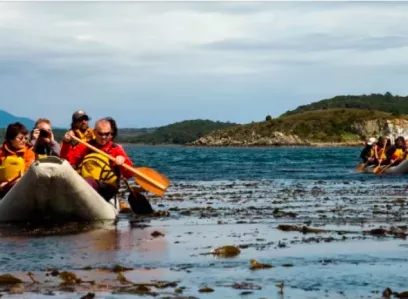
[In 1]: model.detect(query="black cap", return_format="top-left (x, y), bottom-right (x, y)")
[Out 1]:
top-left (72, 110), bottom-right (90, 122)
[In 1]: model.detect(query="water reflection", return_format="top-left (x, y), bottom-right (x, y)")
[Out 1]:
top-left (0, 219), bottom-right (169, 272)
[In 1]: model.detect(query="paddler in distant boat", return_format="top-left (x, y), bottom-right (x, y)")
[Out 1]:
top-left (30, 118), bottom-right (61, 159)
top-left (385, 136), bottom-right (406, 166)
top-left (0, 122), bottom-right (35, 198)
top-left (64, 118), bottom-right (135, 202)
top-left (405, 138), bottom-right (408, 159)
top-left (60, 110), bottom-right (95, 159)
top-left (359, 137), bottom-right (376, 165)
top-left (373, 136), bottom-right (389, 166)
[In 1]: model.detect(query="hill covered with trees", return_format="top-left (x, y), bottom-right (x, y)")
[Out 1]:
top-left (190, 92), bottom-right (408, 146)
top-left (120, 119), bottom-right (238, 144)
top-left (280, 92), bottom-right (407, 117)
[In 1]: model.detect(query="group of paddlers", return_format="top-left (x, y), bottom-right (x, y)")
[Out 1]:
top-left (0, 110), bottom-right (149, 211)
top-left (360, 135), bottom-right (408, 167)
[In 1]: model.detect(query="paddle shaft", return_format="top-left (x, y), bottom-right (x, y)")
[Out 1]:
top-left (374, 140), bottom-right (388, 173)
top-left (70, 136), bottom-right (167, 190)
top-left (0, 173), bottom-right (21, 191)
top-left (123, 178), bottom-right (138, 199)
top-left (379, 156), bottom-right (403, 174)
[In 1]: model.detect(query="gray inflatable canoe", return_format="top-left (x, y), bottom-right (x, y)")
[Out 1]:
top-left (0, 156), bottom-right (119, 222)
top-left (363, 160), bottom-right (408, 174)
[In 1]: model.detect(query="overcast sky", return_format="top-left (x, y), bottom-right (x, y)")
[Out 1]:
top-left (1, 1), bottom-right (408, 128)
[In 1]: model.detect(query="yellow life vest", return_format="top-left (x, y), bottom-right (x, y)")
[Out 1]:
top-left (392, 148), bottom-right (405, 160)
top-left (0, 156), bottom-right (25, 182)
top-left (76, 152), bottom-right (119, 187)
top-left (376, 145), bottom-right (387, 160)
top-left (75, 128), bottom-right (95, 142)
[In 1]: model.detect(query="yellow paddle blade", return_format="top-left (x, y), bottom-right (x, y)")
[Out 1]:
top-left (134, 167), bottom-right (170, 197)
top-left (356, 163), bottom-right (365, 172)
top-left (373, 165), bottom-right (382, 174)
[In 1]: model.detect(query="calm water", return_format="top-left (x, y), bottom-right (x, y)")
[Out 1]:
top-left (0, 146), bottom-right (407, 299)
top-left (127, 145), bottom-right (399, 181)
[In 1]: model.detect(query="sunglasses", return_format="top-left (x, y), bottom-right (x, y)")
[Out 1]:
top-left (96, 131), bottom-right (112, 137)
top-left (75, 117), bottom-right (89, 122)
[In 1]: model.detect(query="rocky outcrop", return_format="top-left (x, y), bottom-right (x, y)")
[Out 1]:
top-left (350, 120), bottom-right (383, 139)
top-left (188, 131), bottom-right (309, 147)
top-left (188, 118), bottom-right (408, 147)
top-left (351, 119), bottom-right (408, 142)
top-left (383, 119), bottom-right (408, 143)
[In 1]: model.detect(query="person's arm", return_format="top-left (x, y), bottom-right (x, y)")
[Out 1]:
top-left (60, 142), bottom-right (72, 159)
top-left (374, 145), bottom-right (381, 160)
top-left (49, 141), bottom-right (61, 156)
top-left (110, 146), bottom-right (135, 179)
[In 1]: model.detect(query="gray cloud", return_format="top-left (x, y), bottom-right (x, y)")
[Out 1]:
top-left (1, 2), bottom-right (408, 127)
top-left (205, 34), bottom-right (408, 53)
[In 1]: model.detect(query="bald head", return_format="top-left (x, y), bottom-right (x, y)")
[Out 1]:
top-left (95, 119), bottom-right (111, 129)
top-left (94, 119), bottom-right (112, 146)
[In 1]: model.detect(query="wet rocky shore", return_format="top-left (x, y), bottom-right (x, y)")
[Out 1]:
top-left (0, 177), bottom-right (407, 298)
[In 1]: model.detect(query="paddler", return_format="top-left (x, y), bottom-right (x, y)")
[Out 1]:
top-left (359, 137), bottom-right (376, 165)
top-left (64, 118), bottom-right (135, 201)
top-left (60, 110), bottom-right (95, 158)
top-left (0, 122), bottom-right (35, 198)
top-left (373, 136), bottom-right (389, 166)
top-left (30, 118), bottom-right (61, 158)
top-left (385, 136), bottom-right (406, 166)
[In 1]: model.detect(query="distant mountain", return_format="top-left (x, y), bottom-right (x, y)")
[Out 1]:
top-left (0, 110), bottom-right (35, 129)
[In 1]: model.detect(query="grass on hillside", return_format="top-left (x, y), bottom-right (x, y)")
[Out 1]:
top-left (208, 109), bottom-right (405, 142)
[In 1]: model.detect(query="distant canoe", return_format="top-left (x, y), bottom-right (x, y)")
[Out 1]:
top-left (0, 156), bottom-right (119, 222)
top-left (363, 160), bottom-right (408, 174)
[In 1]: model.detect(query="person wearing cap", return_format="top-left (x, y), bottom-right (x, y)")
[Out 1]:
top-left (60, 110), bottom-right (95, 159)
top-left (360, 137), bottom-right (376, 164)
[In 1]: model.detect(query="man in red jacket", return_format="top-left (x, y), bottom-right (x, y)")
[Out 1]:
top-left (65, 118), bottom-right (134, 201)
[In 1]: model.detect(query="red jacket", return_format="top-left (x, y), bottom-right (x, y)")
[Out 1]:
top-left (66, 140), bottom-right (135, 179)
top-left (60, 128), bottom-right (95, 159)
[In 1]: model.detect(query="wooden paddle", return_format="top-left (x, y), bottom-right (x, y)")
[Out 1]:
top-left (123, 179), bottom-right (154, 214)
top-left (0, 173), bottom-right (22, 193)
top-left (71, 135), bottom-right (170, 197)
top-left (356, 161), bottom-right (369, 172)
top-left (379, 157), bottom-right (403, 174)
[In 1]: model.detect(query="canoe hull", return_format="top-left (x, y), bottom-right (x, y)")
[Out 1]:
top-left (363, 160), bottom-right (408, 174)
top-left (0, 156), bottom-right (119, 222)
